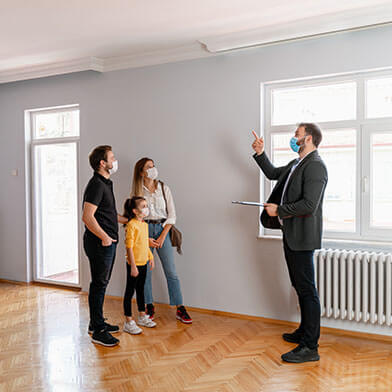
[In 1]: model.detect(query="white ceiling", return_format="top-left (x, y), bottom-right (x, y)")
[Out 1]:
top-left (1, 0), bottom-right (392, 83)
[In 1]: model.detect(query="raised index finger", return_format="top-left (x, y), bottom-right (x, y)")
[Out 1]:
top-left (252, 130), bottom-right (260, 140)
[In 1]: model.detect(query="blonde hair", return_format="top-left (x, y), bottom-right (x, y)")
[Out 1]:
top-left (131, 157), bottom-right (157, 197)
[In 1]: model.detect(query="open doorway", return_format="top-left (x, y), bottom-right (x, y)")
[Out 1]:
top-left (30, 106), bottom-right (80, 287)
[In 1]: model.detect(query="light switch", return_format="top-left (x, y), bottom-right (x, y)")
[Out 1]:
top-left (11, 169), bottom-right (18, 176)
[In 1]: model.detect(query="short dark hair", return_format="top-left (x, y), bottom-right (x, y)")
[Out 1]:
top-left (89, 145), bottom-right (112, 171)
top-left (298, 123), bottom-right (322, 148)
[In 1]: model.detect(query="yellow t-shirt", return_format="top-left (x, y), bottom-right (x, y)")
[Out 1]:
top-left (124, 219), bottom-right (153, 266)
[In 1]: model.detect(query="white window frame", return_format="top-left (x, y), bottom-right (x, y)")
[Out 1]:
top-left (261, 69), bottom-right (392, 243)
top-left (361, 123), bottom-right (392, 240)
top-left (29, 104), bottom-right (82, 288)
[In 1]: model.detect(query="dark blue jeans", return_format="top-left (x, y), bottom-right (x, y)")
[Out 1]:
top-left (283, 237), bottom-right (320, 349)
top-left (83, 232), bottom-right (117, 331)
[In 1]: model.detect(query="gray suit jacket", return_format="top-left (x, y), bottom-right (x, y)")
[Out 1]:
top-left (254, 150), bottom-right (328, 251)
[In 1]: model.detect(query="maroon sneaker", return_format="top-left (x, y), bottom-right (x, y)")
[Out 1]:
top-left (146, 303), bottom-right (155, 320)
top-left (176, 306), bottom-right (192, 324)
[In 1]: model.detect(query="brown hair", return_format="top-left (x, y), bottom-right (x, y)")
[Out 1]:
top-left (123, 196), bottom-right (146, 225)
top-left (89, 145), bottom-right (112, 172)
top-left (131, 157), bottom-right (157, 197)
top-left (298, 123), bottom-right (322, 148)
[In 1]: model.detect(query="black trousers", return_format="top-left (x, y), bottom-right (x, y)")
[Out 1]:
top-left (83, 232), bottom-right (117, 331)
top-left (283, 237), bottom-right (320, 349)
top-left (123, 264), bottom-right (147, 317)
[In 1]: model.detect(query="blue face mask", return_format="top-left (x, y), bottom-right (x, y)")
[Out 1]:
top-left (290, 136), bottom-right (305, 153)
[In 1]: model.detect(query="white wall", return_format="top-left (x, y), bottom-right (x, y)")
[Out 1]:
top-left (1, 25), bottom-right (392, 335)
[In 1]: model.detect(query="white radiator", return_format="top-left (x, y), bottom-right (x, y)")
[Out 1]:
top-left (314, 249), bottom-right (392, 326)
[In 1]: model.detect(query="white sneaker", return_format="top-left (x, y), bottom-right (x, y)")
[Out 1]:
top-left (138, 314), bottom-right (157, 328)
top-left (123, 320), bottom-right (143, 335)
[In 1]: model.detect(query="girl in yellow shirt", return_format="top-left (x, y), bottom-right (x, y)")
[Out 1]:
top-left (122, 196), bottom-right (156, 334)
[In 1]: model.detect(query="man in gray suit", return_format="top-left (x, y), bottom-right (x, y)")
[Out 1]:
top-left (252, 123), bottom-right (328, 363)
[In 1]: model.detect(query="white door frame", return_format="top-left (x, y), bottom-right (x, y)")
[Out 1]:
top-left (30, 114), bottom-right (81, 288)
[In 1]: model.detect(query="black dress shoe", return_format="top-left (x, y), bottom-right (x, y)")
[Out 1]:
top-left (281, 344), bottom-right (320, 363)
top-left (282, 330), bottom-right (303, 343)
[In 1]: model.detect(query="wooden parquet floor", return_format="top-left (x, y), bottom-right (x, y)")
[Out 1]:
top-left (1, 282), bottom-right (392, 392)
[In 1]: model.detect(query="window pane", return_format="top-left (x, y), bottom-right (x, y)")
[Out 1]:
top-left (270, 133), bottom-right (298, 194)
top-left (370, 133), bottom-right (392, 228)
top-left (271, 82), bottom-right (357, 126)
top-left (366, 77), bottom-right (392, 119)
top-left (319, 129), bottom-right (357, 232)
top-left (33, 109), bottom-right (79, 139)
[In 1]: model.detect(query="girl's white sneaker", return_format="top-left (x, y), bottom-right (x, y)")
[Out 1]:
top-left (137, 314), bottom-right (157, 328)
top-left (123, 320), bottom-right (143, 335)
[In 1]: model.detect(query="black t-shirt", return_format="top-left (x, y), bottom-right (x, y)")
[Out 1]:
top-left (83, 172), bottom-right (119, 241)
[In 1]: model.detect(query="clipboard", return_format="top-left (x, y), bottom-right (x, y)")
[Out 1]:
top-left (232, 201), bottom-right (264, 207)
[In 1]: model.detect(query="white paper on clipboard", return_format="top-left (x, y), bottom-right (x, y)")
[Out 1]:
top-left (231, 201), bottom-right (264, 207)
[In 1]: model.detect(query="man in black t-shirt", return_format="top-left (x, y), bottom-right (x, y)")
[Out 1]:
top-left (82, 145), bottom-right (127, 347)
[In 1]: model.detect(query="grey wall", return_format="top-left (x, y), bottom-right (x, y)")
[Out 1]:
top-left (1, 25), bottom-right (392, 335)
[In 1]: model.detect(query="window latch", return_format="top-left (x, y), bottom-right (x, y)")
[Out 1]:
top-left (362, 176), bottom-right (369, 193)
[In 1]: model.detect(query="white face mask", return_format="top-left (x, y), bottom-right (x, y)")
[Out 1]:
top-left (146, 167), bottom-right (158, 180)
top-left (140, 207), bottom-right (150, 218)
top-left (109, 160), bottom-right (118, 175)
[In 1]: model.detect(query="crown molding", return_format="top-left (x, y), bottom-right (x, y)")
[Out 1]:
top-left (102, 42), bottom-right (210, 72)
top-left (0, 44), bottom-right (210, 84)
top-left (199, 4), bottom-right (392, 53)
top-left (0, 57), bottom-right (104, 84)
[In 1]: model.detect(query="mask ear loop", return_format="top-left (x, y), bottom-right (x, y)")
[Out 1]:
top-left (298, 134), bottom-right (308, 149)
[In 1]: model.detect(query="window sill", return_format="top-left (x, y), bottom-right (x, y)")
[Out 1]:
top-left (257, 235), bottom-right (392, 253)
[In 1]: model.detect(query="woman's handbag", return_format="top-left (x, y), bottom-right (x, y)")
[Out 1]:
top-left (160, 181), bottom-right (183, 255)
